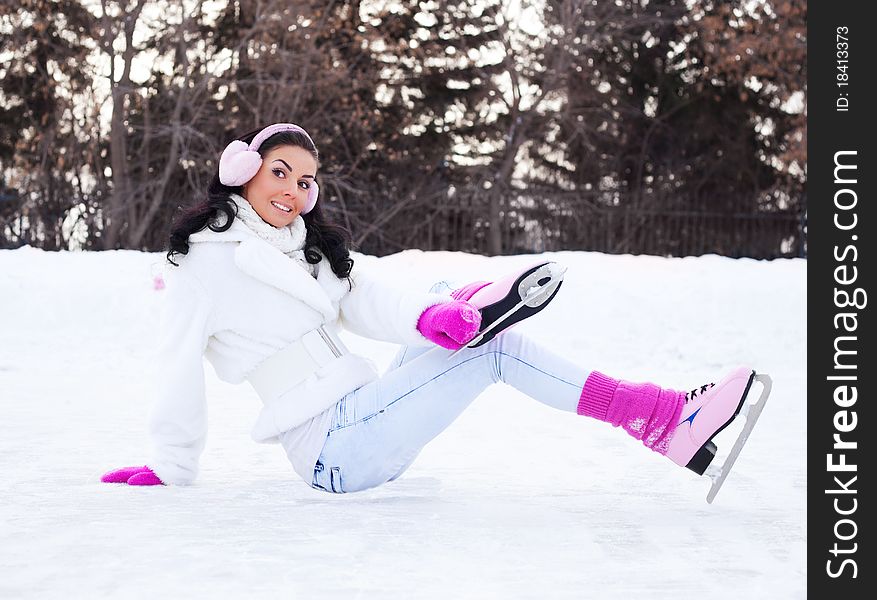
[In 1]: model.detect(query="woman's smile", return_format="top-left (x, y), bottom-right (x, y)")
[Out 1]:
top-left (270, 200), bottom-right (294, 213)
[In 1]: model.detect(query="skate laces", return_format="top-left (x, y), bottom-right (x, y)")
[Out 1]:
top-left (684, 381), bottom-right (716, 403)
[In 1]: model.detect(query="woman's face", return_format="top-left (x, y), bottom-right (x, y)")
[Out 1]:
top-left (242, 144), bottom-right (318, 227)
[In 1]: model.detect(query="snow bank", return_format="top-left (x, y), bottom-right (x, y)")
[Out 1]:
top-left (0, 246), bottom-right (806, 598)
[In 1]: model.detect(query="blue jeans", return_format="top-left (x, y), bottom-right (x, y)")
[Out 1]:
top-left (310, 287), bottom-right (590, 493)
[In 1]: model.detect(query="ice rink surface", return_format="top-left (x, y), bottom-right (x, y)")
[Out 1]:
top-left (0, 247), bottom-right (806, 599)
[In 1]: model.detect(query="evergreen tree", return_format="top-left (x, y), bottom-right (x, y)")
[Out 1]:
top-left (0, 0), bottom-right (96, 249)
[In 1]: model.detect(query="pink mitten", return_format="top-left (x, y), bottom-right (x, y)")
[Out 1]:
top-left (101, 465), bottom-right (164, 486)
top-left (417, 301), bottom-right (482, 350)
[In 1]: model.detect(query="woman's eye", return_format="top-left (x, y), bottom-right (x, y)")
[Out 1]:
top-left (272, 169), bottom-right (286, 178)
top-left (299, 181), bottom-right (310, 189)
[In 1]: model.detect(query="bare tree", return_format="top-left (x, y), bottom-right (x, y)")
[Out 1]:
top-left (0, 0), bottom-right (805, 258)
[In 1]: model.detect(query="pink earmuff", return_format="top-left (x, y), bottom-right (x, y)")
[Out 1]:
top-left (218, 123), bottom-right (320, 214)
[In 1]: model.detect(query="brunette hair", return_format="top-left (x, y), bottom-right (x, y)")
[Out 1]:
top-left (166, 127), bottom-right (354, 284)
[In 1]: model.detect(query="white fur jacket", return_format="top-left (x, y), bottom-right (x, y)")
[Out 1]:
top-left (148, 216), bottom-right (453, 485)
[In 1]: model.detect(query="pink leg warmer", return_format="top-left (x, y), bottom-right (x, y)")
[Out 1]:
top-left (577, 371), bottom-right (685, 455)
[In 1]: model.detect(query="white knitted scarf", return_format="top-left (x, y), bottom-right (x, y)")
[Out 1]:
top-left (229, 193), bottom-right (316, 277)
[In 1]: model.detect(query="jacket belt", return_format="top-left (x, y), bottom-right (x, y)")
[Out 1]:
top-left (247, 324), bottom-right (349, 404)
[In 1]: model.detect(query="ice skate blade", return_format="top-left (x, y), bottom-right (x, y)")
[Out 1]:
top-left (705, 373), bottom-right (772, 504)
top-left (445, 264), bottom-right (567, 361)
top-left (518, 263), bottom-right (567, 309)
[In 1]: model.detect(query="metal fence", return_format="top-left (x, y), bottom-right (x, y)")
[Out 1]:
top-left (415, 203), bottom-right (806, 259)
top-left (544, 208), bottom-right (807, 259)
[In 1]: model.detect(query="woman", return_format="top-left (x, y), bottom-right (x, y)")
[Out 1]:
top-left (101, 123), bottom-right (768, 501)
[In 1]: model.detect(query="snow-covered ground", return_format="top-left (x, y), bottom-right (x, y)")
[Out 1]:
top-left (0, 246), bottom-right (806, 599)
